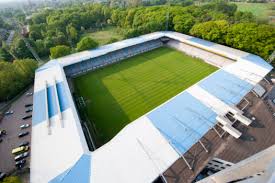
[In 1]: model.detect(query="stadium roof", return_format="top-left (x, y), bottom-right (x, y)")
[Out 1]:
top-left (31, 31), bottom-right (273, 183)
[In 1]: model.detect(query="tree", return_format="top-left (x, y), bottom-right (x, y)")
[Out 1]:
top-left (50, 45), bottom-right (71, 59)
top-left (43, 37), bottom-right (55, 50)
top-left (225, 23), bottom-right (275, 60)
top-left (173, 14), bottom-right (195, 33)
top-left (35, 39), bottom-right (48, 57)
top-left (66, 24), bottom-right (79, 44)
top-left (53, 32), bottom-right (69, 46)
top-left (2, 176), bottom-right (21, 183)
top-left (10, 38), bottom-right (33, 59)
top-left (201, 1), bottom-right (237, 16)
top-left (190, 20), bottom-right (229, 44)
top-left (29, 31), bottom-right (42, 41)
top-left (31, 11), bottom-right (49, 24)
top-left (233, 11), bottom-right (255, 23)
top-left (0, 48), bottom-right (13, 62)
top-left (77, 37), bottom-right (98, 52)
top-left (0, 59), bottom-right (37, 102)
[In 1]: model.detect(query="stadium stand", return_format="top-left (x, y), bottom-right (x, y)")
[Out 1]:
top-left (167, 39), bottom-right (233, 68)
top-left (64, 39), bottom-right (163, 77)
top-left (31, 31), bottom-right (273, 183)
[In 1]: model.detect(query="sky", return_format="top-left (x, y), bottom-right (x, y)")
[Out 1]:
top-left (0, 0), bottom-right (22, 2)
top-left (0, 0), bottom-right (41, 4)
top-left (0, 0), bottom-right (27, 4)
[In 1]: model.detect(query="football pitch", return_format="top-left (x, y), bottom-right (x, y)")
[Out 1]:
top-left (73, 47), bottom-right (218, 145)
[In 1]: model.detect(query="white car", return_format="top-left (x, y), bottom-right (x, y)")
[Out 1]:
top-left (5, 111), bottom-right (14, 115)
top-left (26, 92), bottom-right (33, 96)
top-left (20, 124), bottom-right (30, 129)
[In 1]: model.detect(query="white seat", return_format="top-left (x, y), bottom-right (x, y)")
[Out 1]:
top-left (216, 115), bottom-right (242, 139)
top-left (228, 105), bottom-right (243, 115)
top-left (216, 115), bottom-right (233, 126)
top-left (234, 113), bottom-right (252, 126)
top-left (222, 124), bottom-right (242, 139)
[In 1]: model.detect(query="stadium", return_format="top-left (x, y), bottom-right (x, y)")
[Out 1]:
top-left (31, 31), bottom-right (273, 183)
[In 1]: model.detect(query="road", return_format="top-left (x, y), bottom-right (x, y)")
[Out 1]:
top-left (0, 86), bottom-right (33, 174)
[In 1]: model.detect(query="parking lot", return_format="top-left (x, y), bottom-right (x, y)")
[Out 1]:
top-left (0, 87), bottom-right (33, 174)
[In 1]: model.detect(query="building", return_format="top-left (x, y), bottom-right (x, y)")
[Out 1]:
top-left (31, 31), bottom-right (274, 183)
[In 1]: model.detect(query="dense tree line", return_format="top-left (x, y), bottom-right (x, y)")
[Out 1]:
top-left (11, 1), bottom-right (275, 63)
top-left (111, 2), bottom-right (254, 36)
top-left (190, 21), bottom-right (275, 61)
top-left (0, 11), bottom-right (39, 102)
top-left (0, 59), bottom-right (37, 102)
top-left (26, 4), bottom-right (111, 58)
top-left (110, 2), bottom-right (274, 62)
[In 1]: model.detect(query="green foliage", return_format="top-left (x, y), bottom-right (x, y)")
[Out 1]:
top-left (202, 1), bottom-right (237, 16)
top-left (190, 21), bottom-right (275, 61)
top-left (190, 20), bottom-right (230, 44)
top-left (0, 48), bottom-right (13, 62)
top-left (35, 39), bottom-right (49, 57)
top-left (30, 11), bottom-right (50, 24)
top-left (0, 17), bottom-right (6, 28)
top-left (50, 45), bottom-right (71, 59)
top-left (111, 3), bottom-right (237, 37)
top-left (173, 14), bottom-right (195, 33)
top-left (77, 37), bottom-right (98, 52)
top-left (233, 11), bottom-right (255, 23)
top-left (29, 31), bottom-right (42, 41)
top-left (24, 3), bottom-right (113, 59)
top-left (0, 17), bottom-right (11, 29)
top-left (107, 37), bottom-right (119, 44)
top-left (19, 1), bottom-right (274, 65)
top-left (10, 38), bottom-right (33, 59)
top-left (2, 176), bottom-right (21, 183)
top-left (66, 24), bottom-right (79, 44)
top-left (142, 0), bottom-right (167, 6)
top-left (225, 23), bottom-right (275, 60)
top-left (0, 59), bottom-right (37, 102)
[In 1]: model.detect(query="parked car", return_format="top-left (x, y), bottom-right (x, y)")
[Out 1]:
top-left (12, 146), bottom-right (29, 155)
top-left (26, 92), bottom-right (33, 96)
top-left (25, 108), bottom-right (32, 113)
top-left (22, 115), bottom-right (32, 120)
top-left (18, 141), bottom-right (29, 147)
top-left (24, 104), bottom-right (33, 107)
top-left (15, 159), bottom-right (26, 169)
top-left (0, 130), bottom-right (6, 137)
top-left (18, 131), bottom-right (29, 138)
top-left (0, 172), bottom-right (6, 181)
top-left (14, 152), bottom-right (29, 161)
top-left (4, 111), bottom-right (13, 115)
top-left (20, 124), bottom-right (30, 129)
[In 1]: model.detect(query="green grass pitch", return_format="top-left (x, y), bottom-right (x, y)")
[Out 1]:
top-left (73, 47), bottom-right (218, 145)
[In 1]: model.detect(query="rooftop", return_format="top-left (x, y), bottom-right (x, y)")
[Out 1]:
top-left (164, 79), bottom-right (275, 182)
